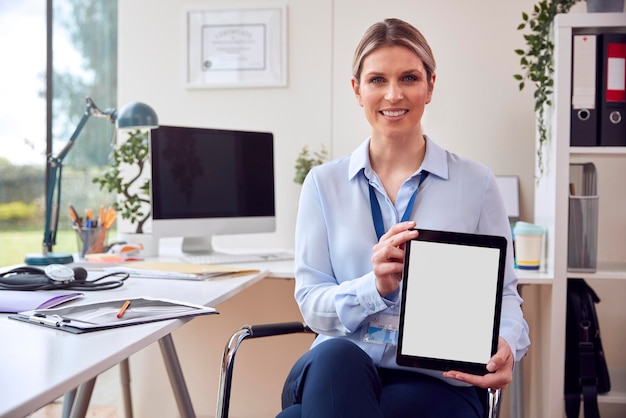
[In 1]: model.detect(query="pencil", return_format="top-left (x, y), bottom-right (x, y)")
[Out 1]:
top-left (68, 204), bottom-right (82, 227)
top-left (116, 300), bottom-right (131, 319)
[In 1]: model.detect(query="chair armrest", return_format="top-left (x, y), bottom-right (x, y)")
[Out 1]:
top-left (487, 387), bottom-right (502, 418)
top-left (216, 322), bottom-right (313, 418)
top-left (244, 322), bottom-right (312, 338)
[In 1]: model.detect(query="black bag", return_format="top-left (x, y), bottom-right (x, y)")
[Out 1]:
top-left (564, 278), bottom-right (611, 418)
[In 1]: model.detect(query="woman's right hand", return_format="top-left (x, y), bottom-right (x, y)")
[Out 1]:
top-left (371, 221), bottom-right (418, 296)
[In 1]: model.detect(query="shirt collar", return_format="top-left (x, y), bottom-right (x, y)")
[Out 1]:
top-left (348, 135), bottom-right (449, 181)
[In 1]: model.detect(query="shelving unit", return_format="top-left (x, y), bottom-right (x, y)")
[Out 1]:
top-left (529, 12), bottom-right (626, 418)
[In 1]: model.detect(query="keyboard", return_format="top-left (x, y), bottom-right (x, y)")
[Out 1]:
top-left (180, 251), bottom-right (294, 265)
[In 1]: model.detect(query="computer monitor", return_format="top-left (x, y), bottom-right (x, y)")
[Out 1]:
top-left (150, 125), bottom-right (276, 254)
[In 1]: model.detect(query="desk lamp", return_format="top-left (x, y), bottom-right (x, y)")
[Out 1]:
top-left (24, 96), bottom-right (158, 266)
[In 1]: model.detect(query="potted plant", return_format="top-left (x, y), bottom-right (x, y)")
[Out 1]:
top-left (294, 144), bottom-right (329, 185)
top-left (514, 0), bottom-right (582, 177)
top-left (92, 129), bottom-right (151, 234)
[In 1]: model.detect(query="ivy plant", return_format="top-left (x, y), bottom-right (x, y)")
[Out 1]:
top-left (92, 129), bottom-right (151, 234)
top-left (514, 0), bottom-right (582, 177)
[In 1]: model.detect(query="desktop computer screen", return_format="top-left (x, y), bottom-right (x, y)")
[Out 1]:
top-left (150, 125), bottom-right (275, 254)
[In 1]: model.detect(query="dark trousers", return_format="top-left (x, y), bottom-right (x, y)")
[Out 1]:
top-left (278, 339), bottom-right (483, 418)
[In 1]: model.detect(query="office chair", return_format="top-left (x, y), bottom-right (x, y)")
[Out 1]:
top-left (216, 322), bottom-right (502, 418)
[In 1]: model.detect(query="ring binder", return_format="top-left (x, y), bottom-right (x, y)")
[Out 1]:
top-left (598, 33), bottom-right (626, 146)
top-left (571, 34), bottom-right (599, 146)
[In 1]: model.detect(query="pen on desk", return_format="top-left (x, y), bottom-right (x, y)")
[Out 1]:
top-left (116, 300), bottom-right (131, 319)
top-left (30, 313), bottom-right (67, 327)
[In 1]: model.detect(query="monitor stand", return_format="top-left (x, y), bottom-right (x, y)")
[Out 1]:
top-left (181, 236), bottom-right (217, 255)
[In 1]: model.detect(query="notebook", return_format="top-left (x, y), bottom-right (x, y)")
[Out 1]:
top-left (0, 290), bottom-right (83, 313)
top-left (396, 229), bottom-right (507, 376)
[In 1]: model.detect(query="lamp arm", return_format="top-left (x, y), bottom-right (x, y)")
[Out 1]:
top-left (43, 163), bottom-right (62, 252)
top-left (42, 97), bottom-right (116, 253)
top-left (53, 97), bottom-right (116, 164)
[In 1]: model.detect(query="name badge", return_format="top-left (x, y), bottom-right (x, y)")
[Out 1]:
top-left (363, 313), bottom-right (399, 345)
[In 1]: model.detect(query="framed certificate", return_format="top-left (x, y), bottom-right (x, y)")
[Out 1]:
top-left (185, 3), bottom-right (287, 89)
top-left (396, 229), bottom-right (507, 375)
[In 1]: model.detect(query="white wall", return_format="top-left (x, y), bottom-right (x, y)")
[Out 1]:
top-left (118, 1), bottom-right (564, 416)
top-left (119, 0), bottom-right (548, 252)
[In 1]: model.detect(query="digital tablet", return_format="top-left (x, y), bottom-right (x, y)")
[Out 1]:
top-left (396, 229), bottom-right (507, 375)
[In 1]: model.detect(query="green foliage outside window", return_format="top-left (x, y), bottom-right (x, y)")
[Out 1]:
top-left (0, 201), bottom-right (39, 225)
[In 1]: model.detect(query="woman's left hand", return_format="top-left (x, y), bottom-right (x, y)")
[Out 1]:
top-left (442, 338), bottom-right (514, 390)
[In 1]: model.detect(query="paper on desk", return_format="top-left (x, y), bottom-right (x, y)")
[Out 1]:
top-left (106, 261), bottom-right (260, 280)
top-left (0, 291), bottom-right (84, 313)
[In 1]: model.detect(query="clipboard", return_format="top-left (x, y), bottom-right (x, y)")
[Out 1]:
top-left (9, 297), bottom-right (218, 334)
top-left (396, 229), bottom-right (507, 375)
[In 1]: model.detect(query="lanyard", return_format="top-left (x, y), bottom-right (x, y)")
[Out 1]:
top-left (368, 171), bottom-right (429, 241)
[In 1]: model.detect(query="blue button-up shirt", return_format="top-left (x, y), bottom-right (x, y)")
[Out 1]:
top-left (294, 135), bottom-right (530, 384)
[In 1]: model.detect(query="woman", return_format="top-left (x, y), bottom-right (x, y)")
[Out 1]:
top-left (280, 18), bottom-right (530, 417)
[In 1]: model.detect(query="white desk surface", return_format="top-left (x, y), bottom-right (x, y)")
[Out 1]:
top-left (0, 269), bottom-right (268, 418)
top-left (154, 241), bottom-right (296, 279)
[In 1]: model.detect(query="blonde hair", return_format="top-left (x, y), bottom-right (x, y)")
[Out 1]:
top-left (352, 18), bottom-right (436, 85)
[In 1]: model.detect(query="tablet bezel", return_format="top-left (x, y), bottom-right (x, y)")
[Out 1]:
top-left (396, 229), bottom-right (507, 376)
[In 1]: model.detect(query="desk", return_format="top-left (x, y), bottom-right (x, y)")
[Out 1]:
top-left (124, 258), bottom-right (305, 417)
top-left (0, 270), bottom-right (267, 418)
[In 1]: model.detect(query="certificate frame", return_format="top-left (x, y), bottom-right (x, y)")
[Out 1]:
top-left (185, 3), bottom-right (287, 89)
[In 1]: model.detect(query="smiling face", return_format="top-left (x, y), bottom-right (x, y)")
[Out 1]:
top-left (352, 45), bottom-right (435, 142)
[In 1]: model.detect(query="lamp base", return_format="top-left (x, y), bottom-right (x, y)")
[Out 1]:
top-left (24, 252), bottom-right (74, 266)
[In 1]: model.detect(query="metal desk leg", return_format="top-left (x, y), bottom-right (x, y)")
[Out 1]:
top-left (120, 358), bottom-right (134, 418)
top-left (61, 389), bottom-right (77, 418)
top-left (67, 377), bottom-right (97, 418)
top-left (159, 333), bottom-right (196, 418)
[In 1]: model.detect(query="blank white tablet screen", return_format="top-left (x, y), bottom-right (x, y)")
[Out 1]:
top-left (400, 240), bottom-right (500, 364)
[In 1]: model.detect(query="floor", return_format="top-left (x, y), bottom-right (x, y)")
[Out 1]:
top-left (29, 405), bottom-right (118, 418)
top-left (28, 365), bottom-right (122, 418)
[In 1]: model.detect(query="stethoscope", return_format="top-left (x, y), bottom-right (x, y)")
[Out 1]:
top-left (0, 264), bottom-right (129, 291)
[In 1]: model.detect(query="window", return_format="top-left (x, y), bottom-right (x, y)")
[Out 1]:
top-left (0, 0), bottom-right (118, 265)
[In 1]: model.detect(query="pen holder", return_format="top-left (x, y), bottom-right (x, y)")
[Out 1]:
top-left (74, 226), bottom-right (108, 258)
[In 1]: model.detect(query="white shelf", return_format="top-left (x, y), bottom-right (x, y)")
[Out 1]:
top-left (516, 269), bottom-right (553, 285)
top-left (600, 368), bottom-right (626, 405)
top-left (556, 12), bottom-right (626, 30)
top-left (516, 263), bottom-right (626, 284)
top-left (530, 12), bottom-right (626, 418)
top-left (571, 147), bottom-right (626, 155)
top-left (567, 262), bottom-right (626, 281)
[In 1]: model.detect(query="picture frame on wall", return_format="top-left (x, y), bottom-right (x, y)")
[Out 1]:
top-left (185, 3), bottom-right (287, 89)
